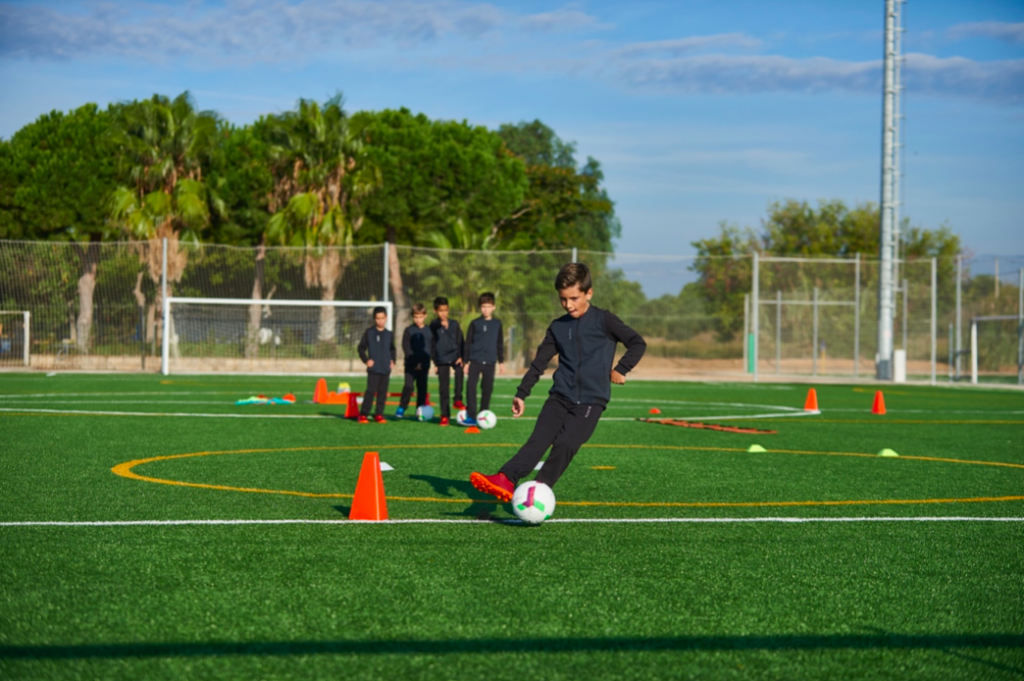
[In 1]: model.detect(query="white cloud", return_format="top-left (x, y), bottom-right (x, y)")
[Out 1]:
top-left (611, 52), bottom-right (1024, 104)
top-left (615, 33), bottom-right (762, 58)
top-left (520, 8), bottom-right (605, 34)
top-left (948, 21), bottom-right (1024, 45)
top-left (0, 0), bottom-right (510, 62)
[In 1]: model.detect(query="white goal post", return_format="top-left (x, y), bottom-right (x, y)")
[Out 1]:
top-left (0, 311), bottom-right (31, 367)
top-left (161, 297), bottom-right (393, 376)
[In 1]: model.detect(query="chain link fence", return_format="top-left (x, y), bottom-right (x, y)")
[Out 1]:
top-left (1, 239), bottom-right (1020, 384)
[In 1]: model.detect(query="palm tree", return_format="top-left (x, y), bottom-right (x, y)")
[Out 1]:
top-left (108, 92), bottom-right (222, 343)
top-left (265, 96), bottom-right (380, 344)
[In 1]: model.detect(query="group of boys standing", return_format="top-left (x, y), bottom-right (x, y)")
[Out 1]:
top-left (356, 293), bottom-right (505, 426)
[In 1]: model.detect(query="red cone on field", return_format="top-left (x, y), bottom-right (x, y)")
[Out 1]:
top-left (649, 408), bottom-right (661, 415)
top-left (349, 451), bottom-right (388, 521)
top-left (464, 426), bottom-right (481, 434)
top-left (313, 378), bottom-right (329, 404)
top-left (872, 390), bottom-right (886, 415)
top-left (803, 388), bottom-right (819, 412)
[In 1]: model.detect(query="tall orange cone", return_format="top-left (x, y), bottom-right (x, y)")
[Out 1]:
top-left (872, 390), bottom-right (886, 415)
top-left (313, 378), bottom-right (329, 404)
top-left (803, 388), bottom-right (819, 412)
top-left (349, 451), bottom-right (388, 521)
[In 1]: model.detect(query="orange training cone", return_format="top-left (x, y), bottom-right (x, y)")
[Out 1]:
top-left (649, 408), bottom-right (661, 415)
top-left (464, 426), bottom-right (481, 434)
top-left (313, 378), bottom-right (329, 404)
top-left (804, 388), bottom-right (819, 412)
top-left (872, 390), bottom-right (886, 415)
top-left (349, 451), bottom-right (388, 521)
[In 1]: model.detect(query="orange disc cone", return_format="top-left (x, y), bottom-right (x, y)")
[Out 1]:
top-left (872, 390), bottom-right (886, 415)
top-left (349, 451), bottom-right (388, 521)
top-left (464, 426), bottom-right (481, 434)
top-left (649, 408), bottom-right (661, 415)
top-left (803, 388), bottom-right (819, 412)
top-left (313, 378), bottom-right (328, 404)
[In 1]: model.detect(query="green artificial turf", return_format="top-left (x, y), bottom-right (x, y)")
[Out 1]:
top-left (1, 373), bottom-right (1022, 680)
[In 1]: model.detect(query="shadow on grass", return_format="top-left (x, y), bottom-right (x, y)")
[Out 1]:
top-left (2, 634), bottom-right (1023, 660)
top-left (407, 474), bottom-right (506, 520)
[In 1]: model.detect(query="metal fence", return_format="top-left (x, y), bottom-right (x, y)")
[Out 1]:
top-left (0, 239), bottom-right (1020, 384)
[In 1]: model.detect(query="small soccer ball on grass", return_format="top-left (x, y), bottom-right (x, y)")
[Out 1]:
top-left (511, 481), bottom-right (556, 525)
top-left (455, 409), bottom-right (469, 426)
top-left (476, 409), bottom-right (497, 429)
top-left (416, 405), bottom-right (434, 422)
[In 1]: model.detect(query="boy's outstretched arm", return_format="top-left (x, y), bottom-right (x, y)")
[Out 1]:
top-left (605, 311), bottom-right (646, 385)
top-left (512, 327), bottom-right (557, 417)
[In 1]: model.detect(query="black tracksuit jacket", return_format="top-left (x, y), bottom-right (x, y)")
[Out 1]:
top-left (357, 327), bottom-right (396, 375)
top-left (515, 305), bottom-right (646, 406)
top-left (464, 317), bottom-right (504, 365)
top-left (402, 324), bottom-right (433, 371)
top-left (430, 318), bottom-right (463, 365)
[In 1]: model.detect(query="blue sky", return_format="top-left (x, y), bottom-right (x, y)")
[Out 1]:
top-left (1, 0), bottom-right (1022, 292)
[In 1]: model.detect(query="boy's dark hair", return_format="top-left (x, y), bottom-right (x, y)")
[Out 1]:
top-left (555, 262), bottom-right (592, 292)
top-left (433, 296), bottom-right (449, 309)
top-left (411, 303), bottom-right (427, 315)
top-left (372, 306), bottom-right (388, 317)
top-left (478, 292), bottom-right (495, 306)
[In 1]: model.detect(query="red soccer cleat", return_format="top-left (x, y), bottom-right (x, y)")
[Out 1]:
top-left (374, 414), bottom-right (387, 423)
top-left (454, 399), bottom-right (466, 410)
top-left (439, 416), bottom-right (450, 426)
top-left (357, 415), bottom-right (369, 424)
top-left (470, 471), bottom-right (514, 503)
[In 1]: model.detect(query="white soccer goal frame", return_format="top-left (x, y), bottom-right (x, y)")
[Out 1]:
top-left (970, 315), bottom-right (1024, 385)
top-left (0, 311), bottom-right (31, 367)
top-left (161, 297), bottom-right (393, 375)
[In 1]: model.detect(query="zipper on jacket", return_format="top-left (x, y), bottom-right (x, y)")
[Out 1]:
top-left (575, 316), bottom-right (582, 404)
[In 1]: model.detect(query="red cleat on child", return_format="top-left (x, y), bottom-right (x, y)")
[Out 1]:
top-left (374, 414), bottom-right (387, 424)
top-left (453, 399), bottom-right (466, 410)
top-left (357, 415), bottom-right (369, 424)
top-left (439, 416), bottom-right (450, 426)
top-left (470, 471), bottom-right (514, 502)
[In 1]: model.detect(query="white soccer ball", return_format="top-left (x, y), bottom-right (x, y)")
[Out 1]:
top-left (416, 405), bottom-right (434, 422)
top-left (511, 481), bottom-right (556, 525)
top-left (476, 409), bottom-right (497, 429)
top-left (455, 409), bottom-right (469, 426)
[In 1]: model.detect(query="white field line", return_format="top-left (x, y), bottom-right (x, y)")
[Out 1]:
top-left (0, 406), bottom-right (815, 422)
top-left (0, 517), bottom-right (1021, 528)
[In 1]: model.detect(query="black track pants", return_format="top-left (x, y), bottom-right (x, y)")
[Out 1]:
top-left (361, 372), bottom-right (390, 416)
top-left (436, 364), bottom-right (464, 417)
top-left (399, 368), bottom-right (429, 410)
top-left (499, 397), bottom-right (604, 488)
top-left (466, 363), bottom-right (496, 418)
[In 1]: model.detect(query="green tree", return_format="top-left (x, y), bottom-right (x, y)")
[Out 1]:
top-left (352, 108), bottom-right (527, 330)
top-left (206, 122), bottom-right (277, 357)
top-left (264, 96), bottom-right (380, 343)
top-left (692, 199), bottom-right (962, 340)
top-left (0, 104), bottom-right (121, 351)
top-left (495, 120), bottom-right (620, 252)
top-left (107, 92), bottom-right (223, 343)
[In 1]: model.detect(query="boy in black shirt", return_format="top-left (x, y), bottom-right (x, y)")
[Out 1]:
top-left (462, 292), bottom-right (504, 426)
top-left (396, 303), bottom-right (433, 418)
top-left (471, 263), bottom-right (646, 500)
top-left (356, 306), bottom-right (396, 423)
top-left (429, 296), bottom-right (465, 427)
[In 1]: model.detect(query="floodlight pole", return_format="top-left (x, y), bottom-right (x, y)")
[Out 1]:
top-left (752, 251), bottom-right (759, 383)
top-left (876, 0), bottom-right (902, 381)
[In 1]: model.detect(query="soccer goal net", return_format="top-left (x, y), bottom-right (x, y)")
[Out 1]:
top-left (0, 311), bottom-right (30, 368)
top-left (969, 315), bottom-right (1024, 385)
top-left (161, 298), bottom-right (393, 375)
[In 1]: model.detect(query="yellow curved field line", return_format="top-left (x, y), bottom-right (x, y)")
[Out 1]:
top-left (111, 443), bottom-right (1024, 509)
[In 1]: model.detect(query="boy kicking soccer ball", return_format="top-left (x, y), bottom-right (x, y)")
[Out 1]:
top-left (470, 262), bottom-right (646, 501)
